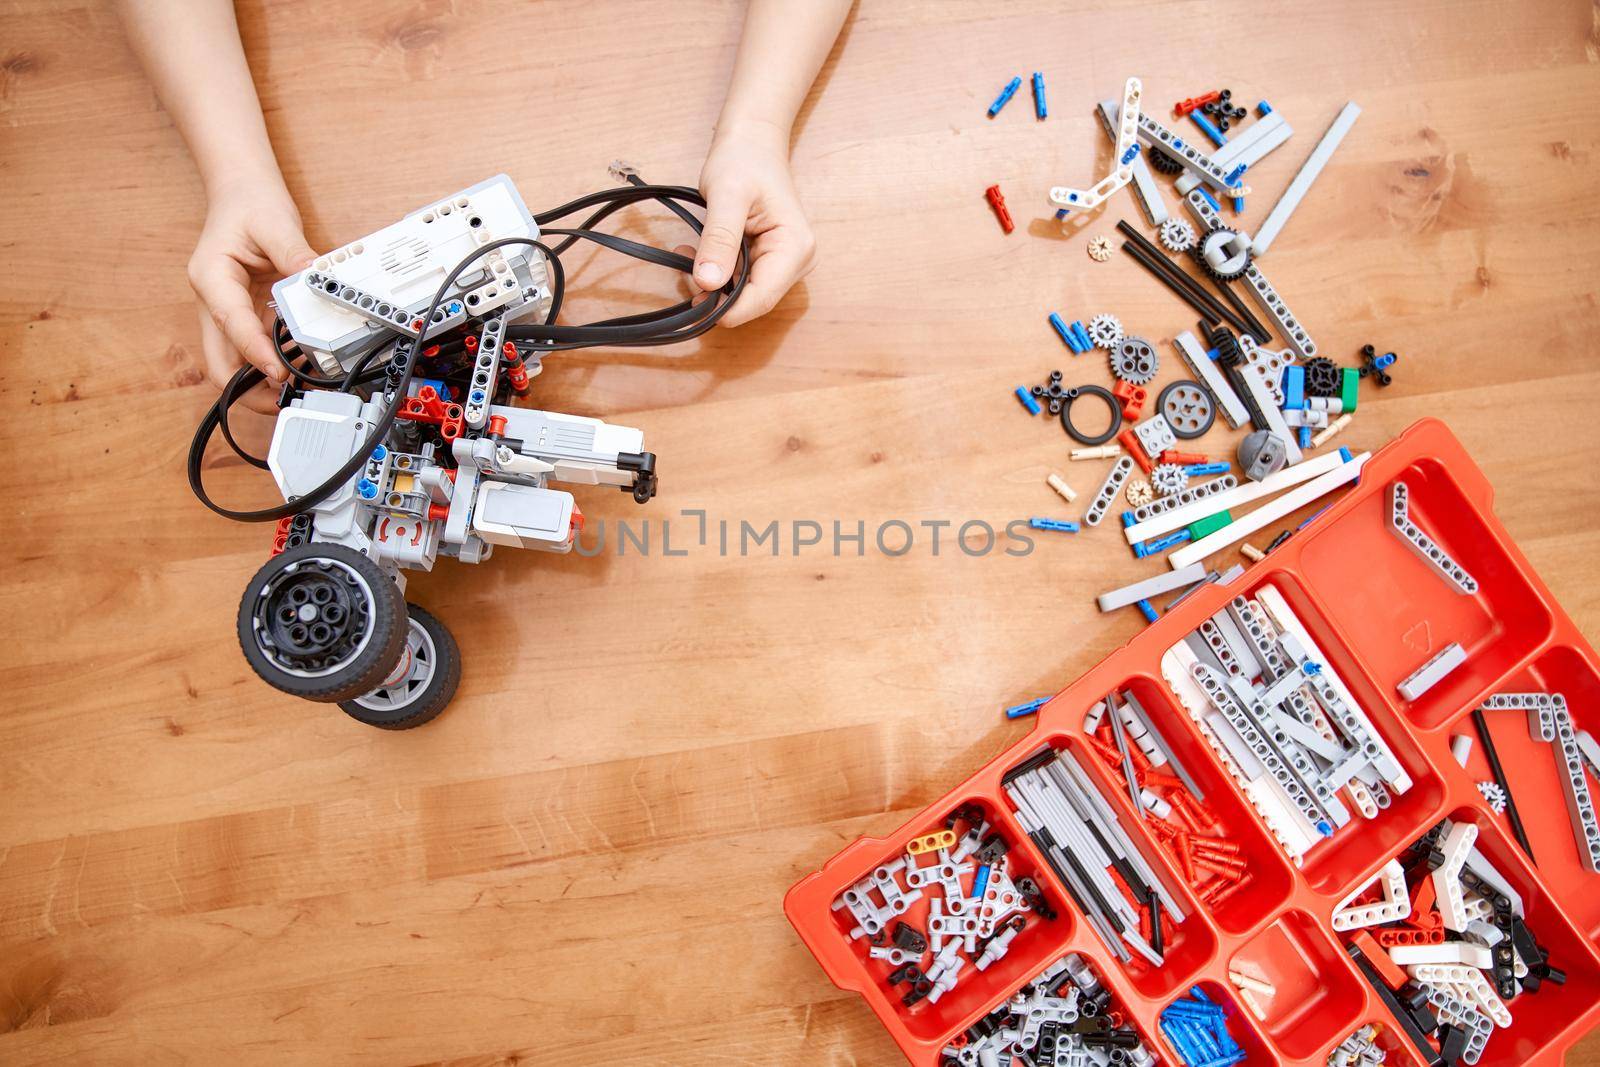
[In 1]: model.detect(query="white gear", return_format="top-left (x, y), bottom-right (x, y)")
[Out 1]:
top-left (1087, 313), bottom-right (1124, 350)
top-left (1125, 479), bottom-right (1154, 508)
top-left (1158, 218), bottom-right (1197, 254)
top-left (1151, 463), bottom-right (1190, 496)
top-left (1087, 236), bottom-right (1113, 262)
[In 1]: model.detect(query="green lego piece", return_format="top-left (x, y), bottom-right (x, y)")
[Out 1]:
top-left (1188, 510), bottom-right (1233, 540)
top-left (1341, 367), bottom-right (1358, 411)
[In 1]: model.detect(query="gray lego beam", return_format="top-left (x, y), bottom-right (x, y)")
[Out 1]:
top-left (1176, 111), bottom-right (1293, 196)
top-left (1097, 562), bottom-right (1209, 612)
top-left (1397, 642), bottom-right (1466, 700)
top-left (1135, 113), bottom-right (1234, 190)
top-left (1252, 102), bottom-right (1361, 255)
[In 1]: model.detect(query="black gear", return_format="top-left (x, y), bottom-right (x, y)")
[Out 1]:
top-left (1207, 325), bottom-right (1245, 368)
top-left (1194, 228), bottom-right (1252, 282)
top-left (1305, 356), bottom-right (1342, 397)
top-left (1147, 146), bottom-right (1184, 174)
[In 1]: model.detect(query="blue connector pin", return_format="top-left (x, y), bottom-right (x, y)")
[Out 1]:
top-left (1137, 599), bottom-right (1159, 624)
top-left (1190, 111), bottom-right (1226, 148)
top-left (1005, 696), bottom-right (1050, 720)
top-left (1029, 517), bottom-right (1080, 533)
top-left (1016, 387), bottom-right (1041, 415)
top-left (1031, 72), bottom-right (1047, 119)
top-left (1184, 462), bottom-right (1230, 476)
top-left (988, 76), bottom-right (1023, 117)
top-left (1048, 312), bottom-right (1076, 350)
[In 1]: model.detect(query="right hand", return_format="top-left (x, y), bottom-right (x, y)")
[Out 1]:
top-left (187, 176), bottom-right (316, 411)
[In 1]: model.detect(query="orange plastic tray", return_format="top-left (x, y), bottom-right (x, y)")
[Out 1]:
top-left (785, 419), bottom-right (1600, 1066)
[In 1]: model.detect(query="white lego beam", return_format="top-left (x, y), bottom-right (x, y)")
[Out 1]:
top-left (1167, 452), bottom-right (1369, 569)
top-left (1123, 448), bottom-right (1351, 545)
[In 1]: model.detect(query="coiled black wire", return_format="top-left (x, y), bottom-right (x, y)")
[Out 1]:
top-left (189, 176), bottom-right (748, 522)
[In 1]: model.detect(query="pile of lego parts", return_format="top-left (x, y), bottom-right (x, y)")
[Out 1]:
top-left (831, 808), bottom-right (1056, 1008)
top-left (1340, 819), bottom-right (1565, 1066)
top-left (1161, 583), bottom-right (1411, 863)
top-left (940, 953), bottom-right (1155, 1067)
top-left (1007, 77), bottom-right (1412, 618)
top-left (1327, 1023), bottom-right (1390, 1066)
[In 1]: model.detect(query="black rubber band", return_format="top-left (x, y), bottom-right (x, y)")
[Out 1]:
top-left (1060, 384), bottom-right (1122, 445)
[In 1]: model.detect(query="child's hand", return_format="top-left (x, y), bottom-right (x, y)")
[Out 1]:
top-left (693, 122), bottom-right (818, 327)
top-left (188, 177), bottom-right (316, 409)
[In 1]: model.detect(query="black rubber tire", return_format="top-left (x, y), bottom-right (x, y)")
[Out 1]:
top-left (338, 604), bottom-right (460, 730)
top-left (237, 542), bottom-right (408, 704)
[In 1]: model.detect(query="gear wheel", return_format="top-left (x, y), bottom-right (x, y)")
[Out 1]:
top-left (1304, 356), bottom-right (1342, 397)
top-left (1087, 236), bottom-right (1113, 262)
top-left (1195, 227), bottom-right (1253, 282)
top-left (1147, 146), bottom-right (1184, 175)
top-left (1110, 336), bottom-right (1159, 386)
top-left (1158, 218), bottom-right (1197, 254)
top-left (1125, 479), bottom-right (1154, 508)
top-left (1087, 313), bottom-right (1124, 350)
top-left (1157, 380), bottom-right (1215, 439)
top-left (1152, 463), bottom-right (1190, 496)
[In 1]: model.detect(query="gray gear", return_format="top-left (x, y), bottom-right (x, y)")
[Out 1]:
top-left (1152, 463), bottom-right (1190, 496)
top-left (1087, 313), bottom-right (1124, 350)
top-left (1158, 218), bottom-right (1197, 253)
top-left (1109, 336), bottom-right (1158, 385)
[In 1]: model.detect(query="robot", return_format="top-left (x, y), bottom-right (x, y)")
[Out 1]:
top-left (189, 170), bottom-right (745, 728)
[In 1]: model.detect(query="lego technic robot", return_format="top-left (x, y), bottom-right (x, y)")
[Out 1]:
top-left (188, 169), bottom-right (747, 728)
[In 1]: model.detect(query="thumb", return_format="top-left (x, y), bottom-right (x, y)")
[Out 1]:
top-left (263, 223), bottom-right (317, 276)
top-left (693, 189), bottom-right (752, 290)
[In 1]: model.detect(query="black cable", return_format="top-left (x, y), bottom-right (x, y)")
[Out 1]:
top-left (190, 176), bottom-right (747, 522)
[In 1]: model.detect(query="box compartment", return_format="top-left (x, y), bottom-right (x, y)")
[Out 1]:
top-left (1001, 732), bottom-right (1221, 1000)
top-left (1443, 643), bottom-right (1600, 939)
top-left (822, 794), bottom-right (1079, 1042)
top-left (1296, 456), bottom-right (1553, 730)
top-left (1228, 909), bottom-right (1367, 1060)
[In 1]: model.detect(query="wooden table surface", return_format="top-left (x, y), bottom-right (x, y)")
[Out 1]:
top-left (4, 0), bottom-right (1599, 1063)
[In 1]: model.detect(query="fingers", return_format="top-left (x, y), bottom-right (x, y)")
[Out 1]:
top-left (693, 186), bottom-right (754, 292)
top-left (189, 250), bottom-right (286, 383)
top-left (198, 311), bottom-right (280, 413)
top-left (718, 224), bottom-right (818, 328)
top-left (262, 224), bottom-right (317, 276)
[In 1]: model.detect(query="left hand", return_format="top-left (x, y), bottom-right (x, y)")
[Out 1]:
top-left (692, 121), bottom-right (818, 327)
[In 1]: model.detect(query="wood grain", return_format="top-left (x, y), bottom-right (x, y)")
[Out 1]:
top-left (2, 0), bottom-right (1599, 1063)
